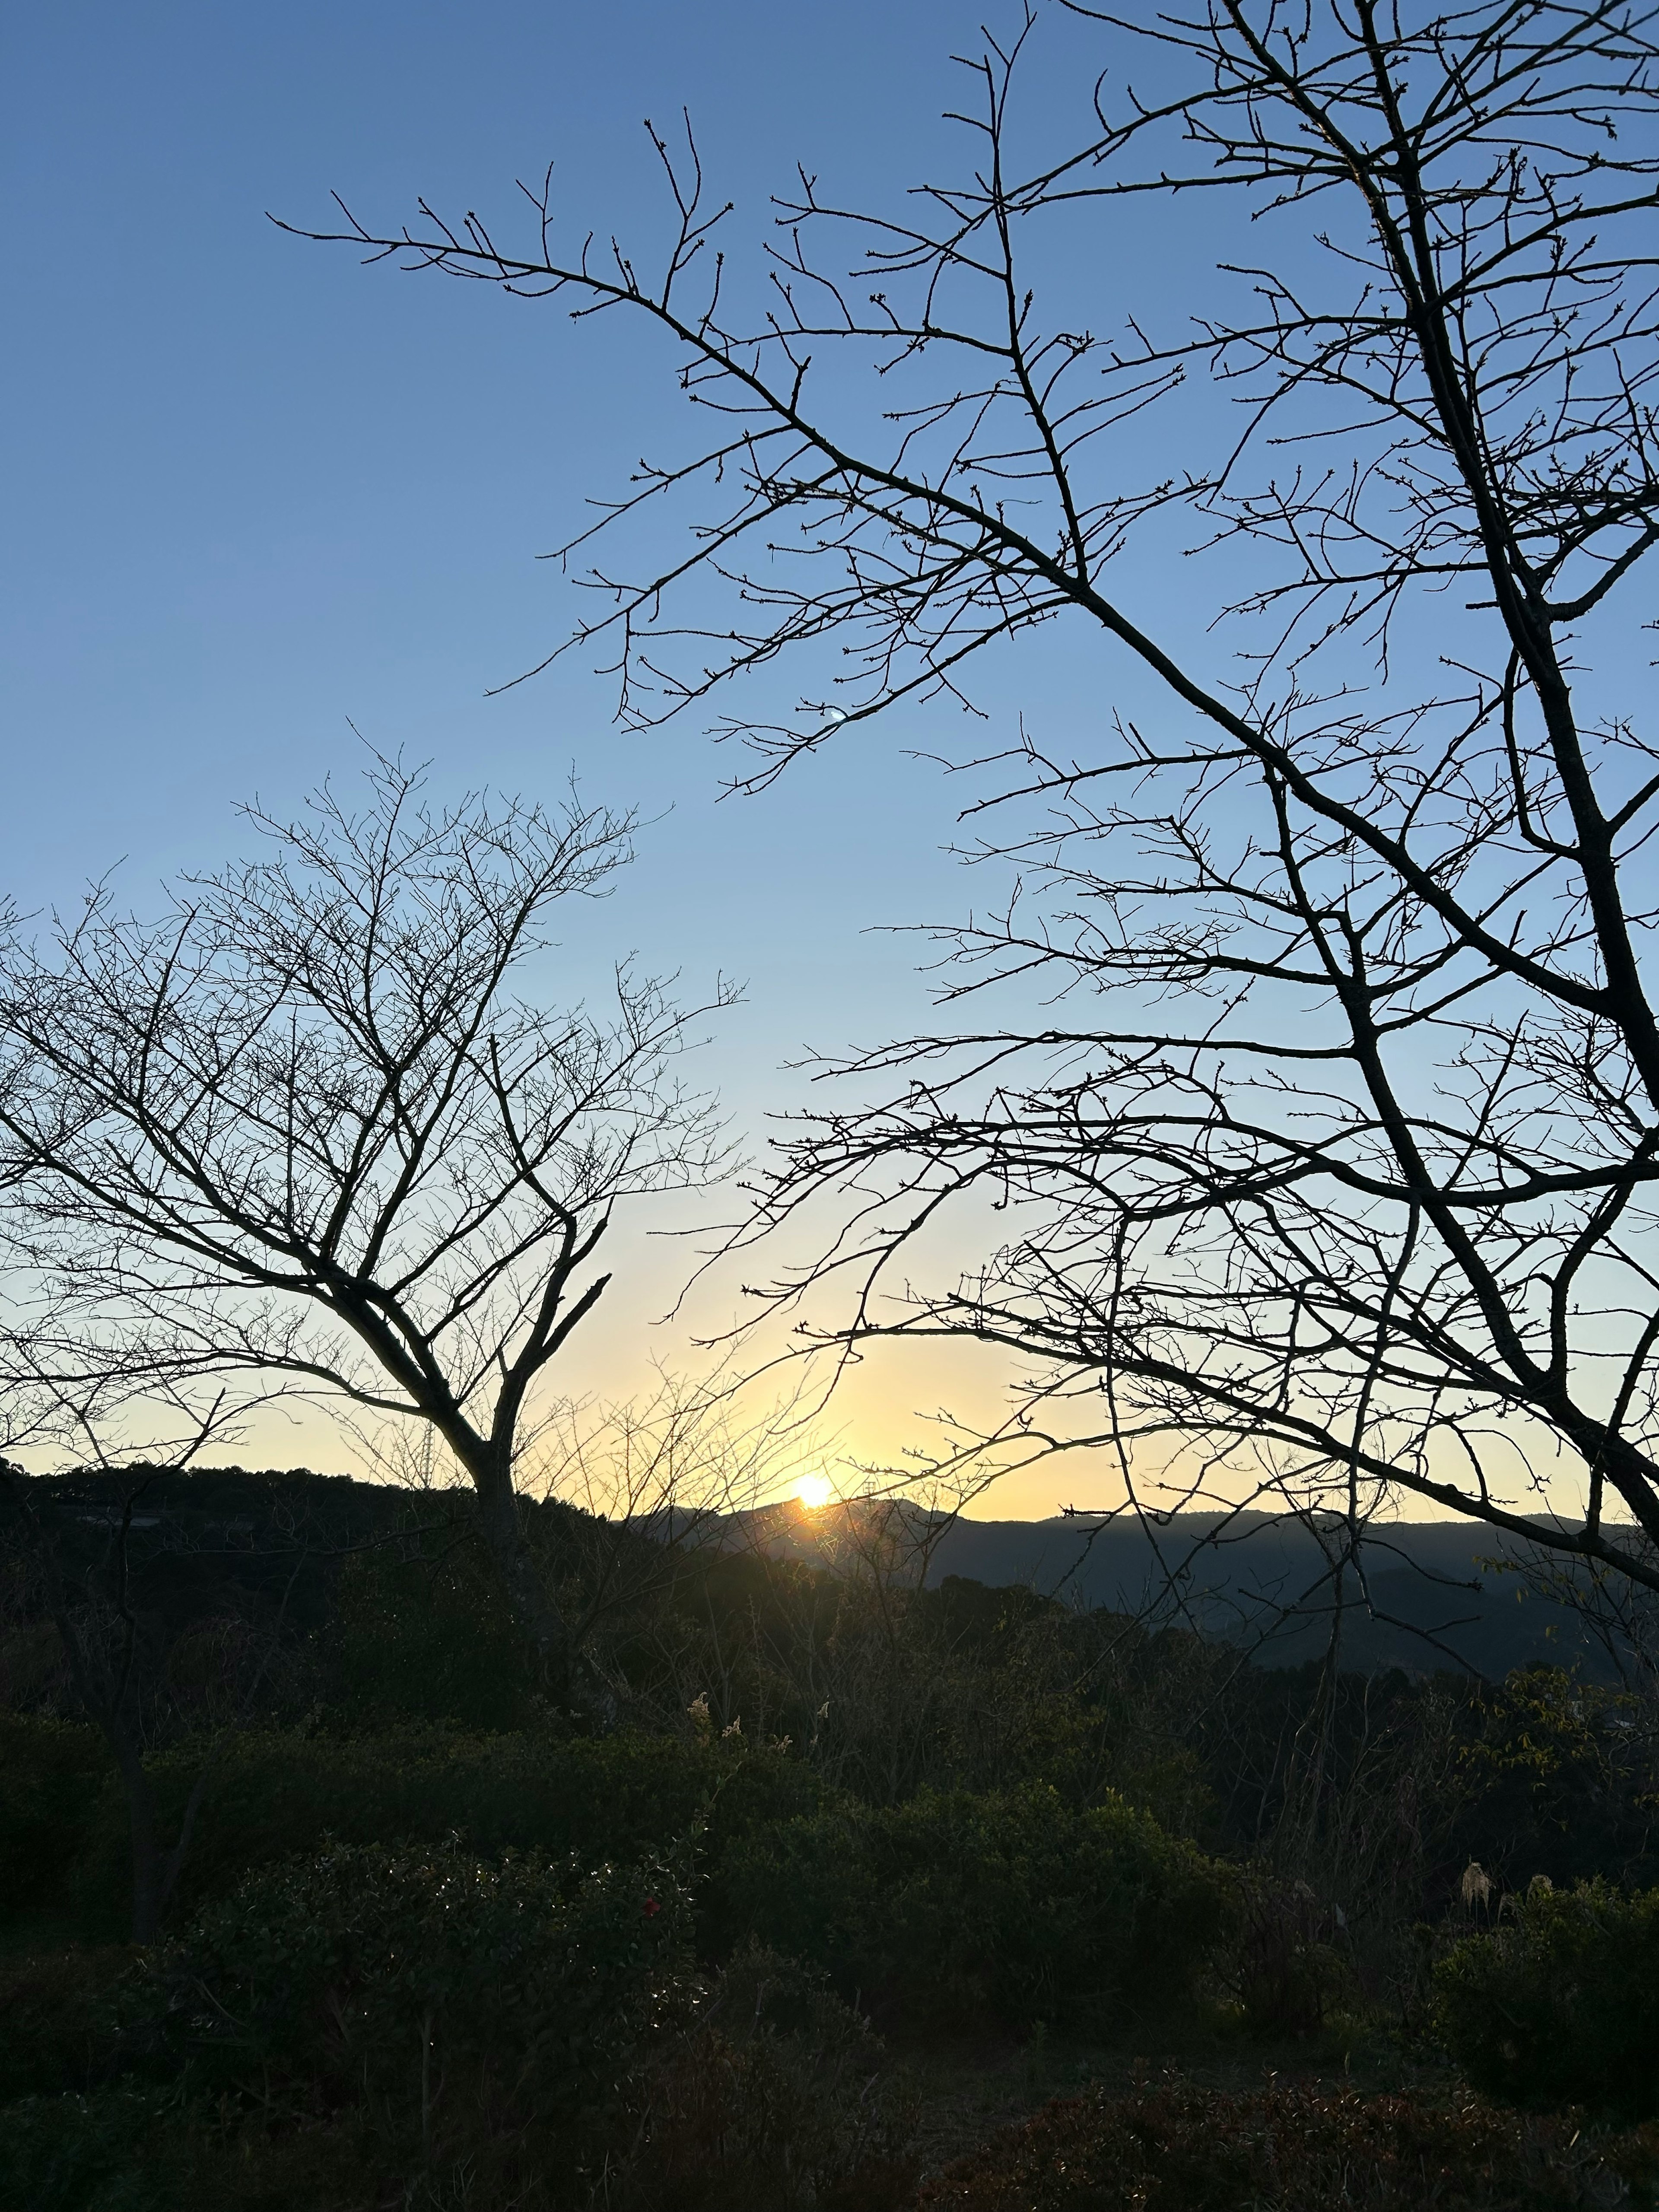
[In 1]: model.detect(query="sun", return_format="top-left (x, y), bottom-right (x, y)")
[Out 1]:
top-left (794, 1471), bottom-right (835, 1511)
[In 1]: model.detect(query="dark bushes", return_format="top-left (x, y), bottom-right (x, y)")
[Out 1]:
top-left (68, 1725), bottom-right (826, 1932)
top-left (0, 1870), bottom-right (922, 2212)
top-left (1225, 1873), bottom-right (1354, 2038)
top-left (325, 1536), bottom-right (545, 1732)
top-left (619, 1942), bottom-right (919, 2212)
top-left (131, 1837), bottom-right (692, 2144)
top-left (0, 2087), bottom-right (179, 2212)
top-left (723, 1783), bottom-right (1234, 2030)
top-left (1435, 1878), bottom-right (1659, 2118)
top-left (0, 1947), bottom-right (135, 2102)
top-left (914, 2079), bottom-right (1659, 2211)
top-left (0, 1719), bottom-right (110, 1916)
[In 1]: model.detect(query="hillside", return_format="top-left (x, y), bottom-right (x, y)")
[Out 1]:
top-left (740, 1503), bottom-right (1649, 1682)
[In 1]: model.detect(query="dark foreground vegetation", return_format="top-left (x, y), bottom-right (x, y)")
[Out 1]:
top-left (7, 1467), bottom-right (1659, 2209)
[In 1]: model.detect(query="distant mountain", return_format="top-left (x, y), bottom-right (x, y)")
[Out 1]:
top-left (723, 1502), bottom-right (1652, 1682)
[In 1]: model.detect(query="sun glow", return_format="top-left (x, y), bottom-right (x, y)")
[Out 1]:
top-left (795, 1471), bottom-right (835, 1511)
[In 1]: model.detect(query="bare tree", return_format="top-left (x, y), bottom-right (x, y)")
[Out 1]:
top-left (295, 7), bottom-right (1659, 1592)
top-left (0, 757), bottom-right (733, 1697)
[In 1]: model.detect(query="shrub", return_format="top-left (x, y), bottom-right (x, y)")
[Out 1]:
top-left (0, 1939), bottom-right (919, 2212)
top-left (721, 1783), bottom-right (1234, 2030)
top-left (0, 2088), bottom-right (178, 2212)
top-left (617, 1943), bottom-right (919, 2212)
top-left (1225, 1872), bottom-right (1354, 2038)
top-left (0, 1946), bottom-right (135, 2100)
top-left (127, 1836), bottom-right (693, 2156)
top-left (1435, 1876), bottom-right (1659, 2117)
top-left (913, 2079), bottom-right (1659, 2211)
top-left (0, 1717), bottom-right (111, 1922)
top-left (324, 1540), bottom-right (538, 1731)
top-left (0, 2090), bottom-right (391, 2212)
top-left (69, 1725), bottom-right (827, 1934)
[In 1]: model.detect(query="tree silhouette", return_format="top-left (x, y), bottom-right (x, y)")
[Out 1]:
top-left (296, 5), bottom-right (1659, 1592)
top-left (0, 758), bottom-right (731, 1694)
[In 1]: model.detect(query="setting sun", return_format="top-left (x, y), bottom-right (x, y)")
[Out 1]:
top-left (795, 1471), bottom-right (835, 1510)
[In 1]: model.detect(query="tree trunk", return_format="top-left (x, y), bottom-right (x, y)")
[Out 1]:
top-left (471, 1461), bottom-right (574, 1702)
top-left (116, 1733), bottom-right (166, 1945)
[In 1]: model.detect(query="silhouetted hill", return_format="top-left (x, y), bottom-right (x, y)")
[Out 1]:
top-left (14, 1468), bottom-right (1645, 1683)
top-left (731, 1502), bottom-right (1650, 1681)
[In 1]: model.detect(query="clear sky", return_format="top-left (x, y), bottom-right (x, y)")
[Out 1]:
top-left (3, 0), bottom-right (986, 946)
top-left (5, 0), bottom-right (1130, 1502)
top-left (0, 1), bottom-right (1386, 1513)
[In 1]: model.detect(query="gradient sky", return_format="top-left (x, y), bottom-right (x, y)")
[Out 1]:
top-left (1, 2), bottom-right (1489, 1513)
top-left (3, 0), bottom-right (1142, 1506)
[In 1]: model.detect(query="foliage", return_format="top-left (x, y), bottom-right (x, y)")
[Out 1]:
top-left (128, 1840), bottom-right (694, 2185)
top-left (324, 1529), bottom-right (564, 1732)
top-left (0, 2088), bottom-right (180, 2212)
top-left (1451, 1669), bottom-right (1659, 1894)
top-left (0, 1946), bottom-right (135, 2102)
top-left (708, 1564), bottom-right (1220, 1829)
top-left (613, 1943), bottom-right (918, 2212)
top-left (913, 2079), bottom-right (1659, 2212)
top-left (0, 1717), bottom-right (110, 1914)
top-left (0, 1848), bottom-right (683, 2204)
top-left (1223, 1873), bottom-right (1354, 2040)
top-left (602, 1543), bottom-right (1223, 1825)
top-left (24, 1474), bottom-right (1659, 2199)
top-left (723, 1783), bottom-right (1234, 2031)
top-left (1435, 1878), bottom-right (1659, 2119)
top-left (0, 1913), bottom-right (920, 2212)
top-left (67, 1723), bottom-right (826, 1933)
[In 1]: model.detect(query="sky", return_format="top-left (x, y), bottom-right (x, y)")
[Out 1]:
top-left (5, 0), bottom-right (1150, 1506)
top-left (6, 2), bottom-right (1600, 1522)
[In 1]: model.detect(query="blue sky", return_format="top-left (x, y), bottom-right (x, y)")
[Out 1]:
top-left (8, 1), bottom-right (1508, 1513)
top-left (6, 0), bottom-right (1129, 1494)
top-left (4, 0), bottom-right (981, 942)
